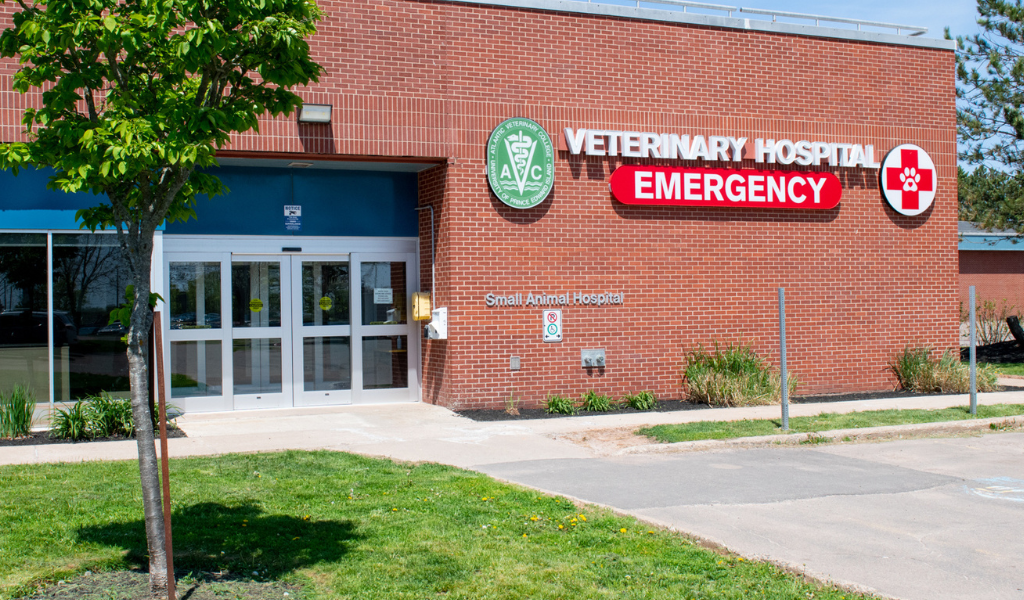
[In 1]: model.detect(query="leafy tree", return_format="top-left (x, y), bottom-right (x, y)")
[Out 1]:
top-left (954, 1), bottom-right (1024, 170)
top-left (0, 0), bottom-right (324, 595)
top-left (958, 165), bottom-right (1024, 232)
top-left (951, 1), bottom-right (1024, 232)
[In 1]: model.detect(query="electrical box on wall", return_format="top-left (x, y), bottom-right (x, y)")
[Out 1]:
top-left (412, 292), bottom-right (432, 321)
top-left (425, 307), bottom-right (448, 340)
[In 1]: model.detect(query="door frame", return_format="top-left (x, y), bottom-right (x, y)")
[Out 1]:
top-left (161, 235), bottom-right (420, 413)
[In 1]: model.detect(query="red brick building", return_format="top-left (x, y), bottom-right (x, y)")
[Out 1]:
top-left (0, 1), bottom-right (958, 413)
top-left (959, 221), bottom-right (1024, 317)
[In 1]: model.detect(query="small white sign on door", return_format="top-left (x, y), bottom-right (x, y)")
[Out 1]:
top-left (373, 288), bottom-right (393, 304)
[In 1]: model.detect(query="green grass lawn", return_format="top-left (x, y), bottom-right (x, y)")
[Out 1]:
top-left (639, 404), bottom-right (1024, 444)
top-left (990, 362), bottom-right (1024, 377)
top-left (0, 450), bottom-right (867, 600)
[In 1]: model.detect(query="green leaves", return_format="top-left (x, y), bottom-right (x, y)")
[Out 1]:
top-left (0, 0), bottom-right (324, 231)
top-left (953, 1), bottom-right (1024, 169)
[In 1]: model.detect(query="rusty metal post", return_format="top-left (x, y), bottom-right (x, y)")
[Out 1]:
top-left (153, 312), bottom-right (175, 600)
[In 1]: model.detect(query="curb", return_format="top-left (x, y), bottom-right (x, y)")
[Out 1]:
top-left (616, 414), bottom-right (1024, 455)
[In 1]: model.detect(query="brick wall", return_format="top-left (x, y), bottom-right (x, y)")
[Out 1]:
top-left (959, 251), bottom-right (1024, 313)
top-left (0, 0), bottom-right (958, 408)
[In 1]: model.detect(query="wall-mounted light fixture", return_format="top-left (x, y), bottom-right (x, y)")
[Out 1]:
top-left (298, 103), bottom-right (332, 124)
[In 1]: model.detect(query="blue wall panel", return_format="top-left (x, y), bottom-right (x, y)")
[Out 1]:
top-left (0, 166), bottom-right (419, 237)
top-left (165, 167), bottom-right (419, 237)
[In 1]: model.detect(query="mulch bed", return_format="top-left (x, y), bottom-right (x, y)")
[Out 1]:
top-left (959, 340), bottom-right (1024, 363)
top-left (21, 569), bottom-right (303, 600)
top-left (0, 427), bottom-right (186, 448)
top-left (455, 389), bottom-right (1003, 422)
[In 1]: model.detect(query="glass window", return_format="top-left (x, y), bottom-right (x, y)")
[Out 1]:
top-left (302, 261), bottom-right (349, 326)
top-left (169, 262), bottom-right (221, 330)
top-left (0, 233), bottom-right (49, 402)
top-left (233, 338), bottom-right (282, 395)
top-left (303, 336), bottom-right (350, 391)
top-left (362, 335), bottom-right (408, 389)
top-left (51, 234), bottom-right (131, 401)
top-left (232, 262), bottom-right (281, 328)
top-left (171, 341), bottom-right (222, 398)
top-left (361, 262), bottom-right (406, 325)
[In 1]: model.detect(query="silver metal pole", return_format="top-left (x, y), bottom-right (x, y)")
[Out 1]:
top-left (970, 285), bottom-right (977, 415)
top-left (779, 287), bottom-right (789, 430)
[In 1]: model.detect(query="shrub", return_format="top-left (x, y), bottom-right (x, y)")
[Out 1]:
top-left (581, 390), bottom-right (613, 412)
top-left (545, 394), bottom-right (577, 415)
top-left (960, 298), bottom-right (1016, 346)
top-left (50, 394), bottom-right (175, 441)
top-left (86, 393), bottom-right (136, 438)
top-left (682, 342), bottom-right (796, 407)
top-left (51, 401), bottom-right (91, 441)
top-left (623, 390), bottom-right (657, 411)
top-left (889, 346), bottom-right (998, 393)
top-left (0, 384), bottom-right (36, 439)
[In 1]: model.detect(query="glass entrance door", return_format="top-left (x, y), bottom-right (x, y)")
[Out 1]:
top-left (231, 257), bottom-right (290, 410)
top-left (166, 243), bottom-right (418, 412)
top-left (291, 257), bottom-right (352, 406)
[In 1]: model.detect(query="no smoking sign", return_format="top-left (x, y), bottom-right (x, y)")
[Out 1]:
top-left (543, 309), bottom-right (562, 343)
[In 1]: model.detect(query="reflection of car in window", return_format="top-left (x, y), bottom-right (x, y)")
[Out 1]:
top-left (170, 311), bottom-right (219, 329)
top-left (98, 322), bottom-right (127, 336)
top-left (0, 310), bottom-right (78, 346)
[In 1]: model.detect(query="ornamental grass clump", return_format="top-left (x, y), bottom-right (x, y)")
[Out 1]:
top-left (50, 401), bottom-right (90, 441)
top-left (683, 343), bottom-right (795, 407)
top-left (0, 384), bottom-right (36, 439)
top-left (889, 347), bottom-right (998, 393)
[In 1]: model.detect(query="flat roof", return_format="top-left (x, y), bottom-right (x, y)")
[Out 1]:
top-left (449, 0), bottom-right (956, 51)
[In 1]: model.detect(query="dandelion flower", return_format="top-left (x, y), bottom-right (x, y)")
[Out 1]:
top-left (530, 516), bottom-right (538, 521)
top-left (303, 515), bottom-right (310, 521)
top-left (558, 524), bottom-right (564, 530)
top-left (392, 508), bottom-right (398, 512)
top-left (620, 528), bottom-right (627, 533)
top-left (482, 496), bottom-right (488, 501)
top-left (522, 534), bottom-right (528, 538)
top-left (580, 515), bottom-right (586, 521)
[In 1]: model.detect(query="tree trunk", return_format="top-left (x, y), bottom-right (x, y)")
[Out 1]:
top-left (123, 232), bottom-right (171, 599)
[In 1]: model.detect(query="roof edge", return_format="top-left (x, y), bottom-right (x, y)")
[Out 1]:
top-left (444, 0), bottom-right (957, 51)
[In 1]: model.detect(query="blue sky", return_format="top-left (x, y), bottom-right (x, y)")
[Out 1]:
top-left (643, 0), bottom-right (984, 40)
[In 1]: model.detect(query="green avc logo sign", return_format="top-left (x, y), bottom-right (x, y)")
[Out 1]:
top-left (486, 118), bottom-right (555, 209)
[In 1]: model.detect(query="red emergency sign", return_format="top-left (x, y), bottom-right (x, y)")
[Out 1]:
top-left (609, 165), bottom-right (842, 209)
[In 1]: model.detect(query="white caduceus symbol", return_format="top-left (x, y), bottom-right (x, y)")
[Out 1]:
top-left (504, 131), bottom-right (538, 195)
top-left (900, 167), bottom-right (920, 192)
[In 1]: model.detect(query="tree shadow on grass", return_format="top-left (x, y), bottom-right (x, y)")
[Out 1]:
top-left (77, 502), bottom-right (360, 579)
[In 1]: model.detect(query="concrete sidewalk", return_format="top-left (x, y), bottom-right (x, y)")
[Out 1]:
top-left (3, 389), bottom-right (1023, 468)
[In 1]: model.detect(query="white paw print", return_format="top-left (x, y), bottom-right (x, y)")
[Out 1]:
top-left (900, 167), bottom-right (920, 192)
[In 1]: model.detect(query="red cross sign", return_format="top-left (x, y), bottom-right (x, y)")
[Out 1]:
top-left (880, 144), bottom-right (936, 217)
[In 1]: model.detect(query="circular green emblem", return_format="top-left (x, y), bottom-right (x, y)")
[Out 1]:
top-left (486, 118), bottom-right (555, 209)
